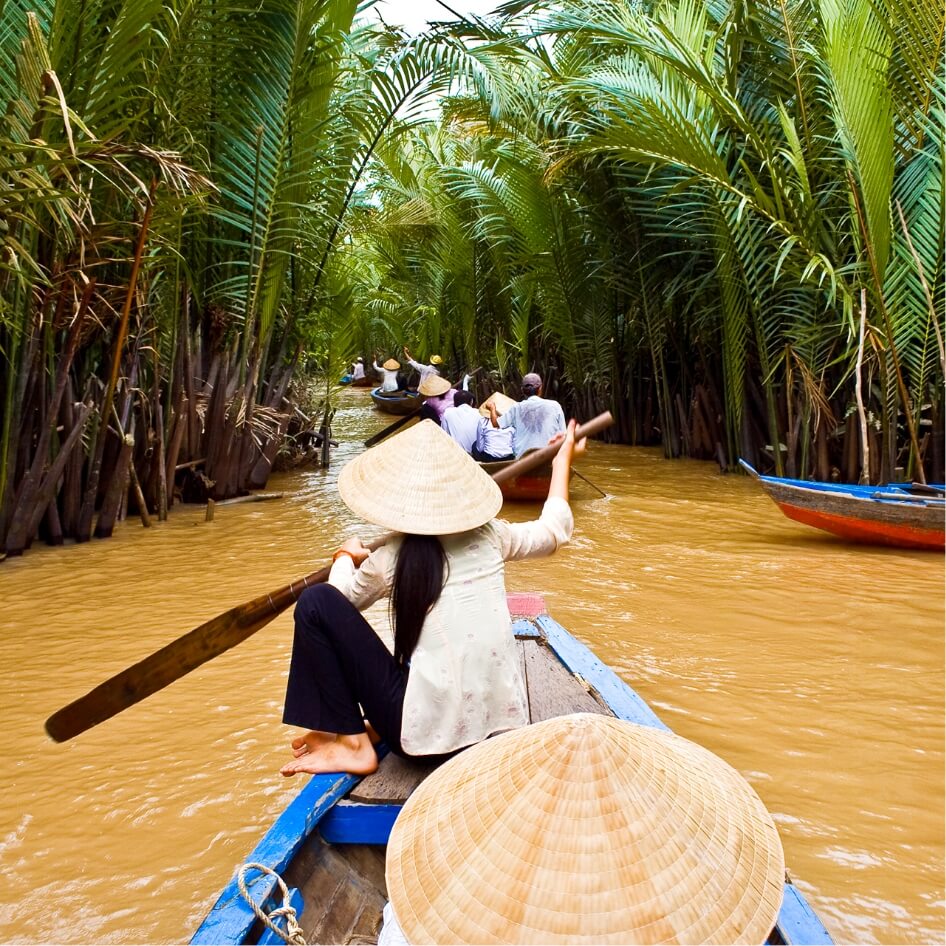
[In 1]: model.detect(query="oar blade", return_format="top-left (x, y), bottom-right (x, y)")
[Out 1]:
top-left (44, 569), bottom-right (326, 742)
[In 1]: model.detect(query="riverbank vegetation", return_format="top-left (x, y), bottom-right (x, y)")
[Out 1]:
top-left (1, 0), bottom-right (942, 557)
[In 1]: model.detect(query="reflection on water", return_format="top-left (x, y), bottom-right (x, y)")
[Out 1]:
top-left (0, 388), bottom-right (942, 944)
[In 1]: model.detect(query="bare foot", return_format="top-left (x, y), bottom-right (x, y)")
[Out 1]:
top-left (364, 721), bottom-right (381, 745)
top-left (280, 734), bottom-right (379, 777)
top-left (290, 730), bottom-right (334, 758)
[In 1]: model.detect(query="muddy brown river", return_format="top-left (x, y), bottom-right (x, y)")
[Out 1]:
top-left (0, 389), bottom-right (942, 944)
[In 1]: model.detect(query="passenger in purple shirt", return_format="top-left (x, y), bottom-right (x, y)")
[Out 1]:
top-left (418, 374), bottom-right (456, 426)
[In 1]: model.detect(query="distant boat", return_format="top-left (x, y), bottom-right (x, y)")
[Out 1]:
top-left (190, 594), bottom-right (834, 946)
top-left (370, 387), bottom-right (423, 415)
top-left (740, 461), bottom-right (945, 550)
top-left (339, 374), bottom-right (373, 388)
top-left (479, 457), bottom-right (555, 501)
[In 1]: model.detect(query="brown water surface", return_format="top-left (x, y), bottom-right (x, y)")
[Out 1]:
top-left (0, 390), bottom-right (943, 944)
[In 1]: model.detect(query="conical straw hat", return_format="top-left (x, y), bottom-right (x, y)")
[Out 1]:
top-left (338, 420), bottom-right (502, 535)
top-left (430, 354), bottom-right (443, 365)
top-left (419, 374), bottom-right (451, 397)
top-left (386, 714), bottom-right (785, 945)
top-left (479, 391), bottom-right (517, 418)
top-left (383, 358), bottom-right (400, 371)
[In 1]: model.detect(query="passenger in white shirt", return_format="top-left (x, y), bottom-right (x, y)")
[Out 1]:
top-left (278, 419), bottom-right (585, 776)
top-left (372, 356), bottom-right (401, 393)
top-left (402, 347), bottom-right (442, 387)
top-left (440, 391), bottom-right (481, 454)
top-left (351, 358), bottom-right (365, 381)
top-left (489, 371), bottom-right (565, 457)
top-left (474, 392), bottom-right (516, 462)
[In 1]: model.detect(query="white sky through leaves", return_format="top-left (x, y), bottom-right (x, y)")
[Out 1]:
top-left (369, 0), bottom-right (501, 34)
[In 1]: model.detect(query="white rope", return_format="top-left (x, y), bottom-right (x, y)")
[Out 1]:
top-left (237, 862), bottom-right (307, 945)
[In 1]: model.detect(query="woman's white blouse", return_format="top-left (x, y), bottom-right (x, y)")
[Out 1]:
top-left (327, 498), bottom-right (574, 755)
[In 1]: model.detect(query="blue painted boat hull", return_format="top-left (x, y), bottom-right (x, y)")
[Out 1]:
top-left (741, 461), bottom-right (945, 549)
top-left (192, 597), bottom-right (834, 946)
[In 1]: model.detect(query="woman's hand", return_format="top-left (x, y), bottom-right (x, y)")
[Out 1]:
top-left (551, 420), bottom-right (587, 470)
top-left (336, 537), bottom-right (370, 566)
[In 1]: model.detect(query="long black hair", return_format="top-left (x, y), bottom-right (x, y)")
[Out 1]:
top-left (390, 534), bottom-right (449, 668)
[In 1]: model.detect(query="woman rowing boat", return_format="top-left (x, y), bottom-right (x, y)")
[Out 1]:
top-left (279, 418), bottom-right (586, 776)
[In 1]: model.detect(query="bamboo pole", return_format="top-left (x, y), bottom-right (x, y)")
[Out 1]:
top-left (855, 290), bottom-right (871, 485)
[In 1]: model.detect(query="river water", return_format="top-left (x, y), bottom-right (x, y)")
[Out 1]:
top-left (0, 389), bottom-right (942, 945)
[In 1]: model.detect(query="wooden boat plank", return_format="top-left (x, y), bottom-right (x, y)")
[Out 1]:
top-left (349, 754), bottom-right (439, 805)
top-left (284, 839), bottom-right (385, 946)
top-left (190, 773), bottom-right (358, 945)
top-left (351, 629), bottom-right (604, 804)
top-left (538, 614), bottom-right (671, 731)
top-left (523, 638), bottom-right (610, 722)
top-left (307, 868), bottom-right (374, 945)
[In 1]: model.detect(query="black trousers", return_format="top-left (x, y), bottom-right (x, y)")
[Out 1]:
top-left (283, 584), bottom-right (409, 755)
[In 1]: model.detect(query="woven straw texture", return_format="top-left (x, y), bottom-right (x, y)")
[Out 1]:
top-left (419, 375), bottom-right (452, 397)
top-left (383, 358), bottom-right (401, 370)
top-left (479, 392), bottom-right (517, 417)
top-left (430, 355), bottom-right (443, 364)
top-left (386, 714), bottom-right (785, 945)
top-left (337, 420), bottom-right (502, 535)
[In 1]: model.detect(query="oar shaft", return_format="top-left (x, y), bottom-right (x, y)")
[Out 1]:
top-left (489, 412), bottom-right (614, 484)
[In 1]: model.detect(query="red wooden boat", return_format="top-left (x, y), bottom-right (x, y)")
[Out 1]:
top-left (742, 462), bottom-right (945, 550)
top-left (479, 457), bottom-right (567, 501)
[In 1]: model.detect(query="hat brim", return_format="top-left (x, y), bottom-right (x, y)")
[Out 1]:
top-left (387, 714), bottom-right (785, 945)
top-left (338, 420), bottom-right (502, 535)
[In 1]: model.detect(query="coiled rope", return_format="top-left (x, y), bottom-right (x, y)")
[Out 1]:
top-left (237, 862), bottom-right (306, 945)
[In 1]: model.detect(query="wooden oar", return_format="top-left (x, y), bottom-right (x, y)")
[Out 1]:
top-left (363, 406), bottom-right (421, 448)
top-left (45, 412), bottom-right (614, 743)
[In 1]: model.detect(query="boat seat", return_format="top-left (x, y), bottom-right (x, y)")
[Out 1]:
top-left (349, 754), bottom-right (440, 805)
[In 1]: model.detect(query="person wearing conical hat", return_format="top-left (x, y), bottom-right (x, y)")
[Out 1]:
top-left (350, 356), bottom-right (365, 381)
top-left (403, 346), bottom-right (442, 386)
top-left (417, 373), bottom-right (456, 425)
top-left (373, 355), bottom-right (402, 393)
top-left (473, 392), bottom-right (516, 462)
top-left (278, 419), bottom-right (586, 778)
top-left (380, 713), bottom-right (787, 945)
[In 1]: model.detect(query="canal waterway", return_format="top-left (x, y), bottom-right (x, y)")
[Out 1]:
top-left (0, 388), bottom-right (942, 944)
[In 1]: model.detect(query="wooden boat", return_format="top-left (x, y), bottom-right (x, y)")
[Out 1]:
top-left (370, 387), bottom-right (423, 415)
top-left (478, 457), bottom-right (554, 501)
top-left (339, 371), bottom-right (374, 387)
top-left (191, 594), bottom-right (834, 946)
top-left (741, 461), bottom-right (945, 550)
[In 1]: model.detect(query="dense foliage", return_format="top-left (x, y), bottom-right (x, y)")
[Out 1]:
top-left (0, 0), bottom-right (942, 557)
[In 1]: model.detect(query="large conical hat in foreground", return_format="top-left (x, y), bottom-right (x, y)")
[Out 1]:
top-left (386, 714), bottom-right (785, 945)
top-left (382, 358), bottom-right (400, 371)
top-left (337, 420), bottom-right (502, 535)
